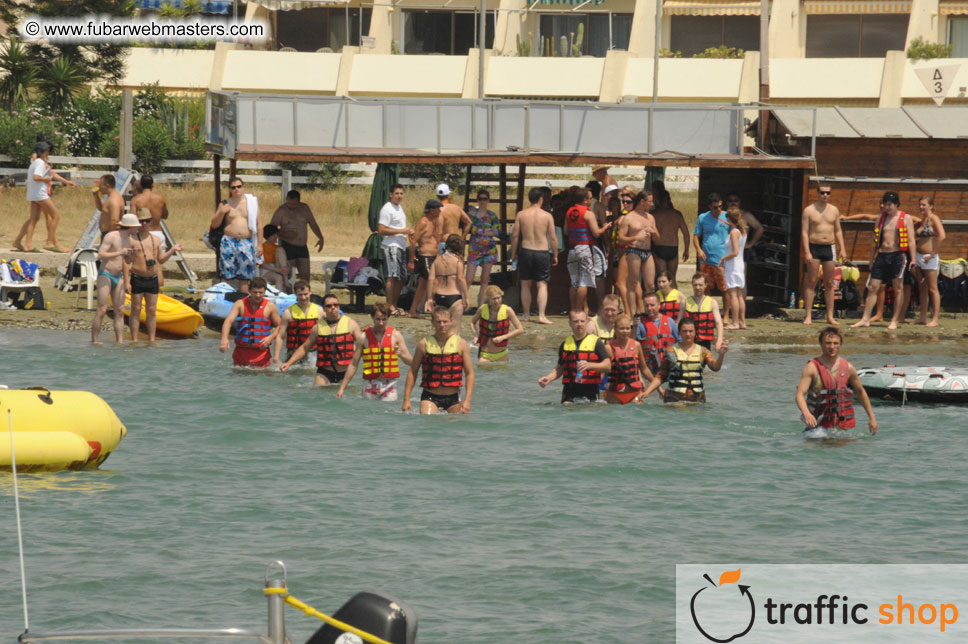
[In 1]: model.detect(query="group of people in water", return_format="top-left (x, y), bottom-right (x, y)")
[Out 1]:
top-left (214, 275), bottom-right (875, 435)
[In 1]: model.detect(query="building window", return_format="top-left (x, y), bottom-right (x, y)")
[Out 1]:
top-left (669, 16), bottom-right (759, 57)
top-left (403, 11), bottom-right (495, 55)
top-left (276, 7), bottom-right (372, 52)
top-left (951, 18), bottom-right (968, 58)
top-left (805, 15), bottom-right (908, 57)
top-left (538, 13), bottom-right (633, 57)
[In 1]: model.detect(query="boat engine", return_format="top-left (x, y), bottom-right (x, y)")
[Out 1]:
top-left (304, 591), bottom-right (417, 644)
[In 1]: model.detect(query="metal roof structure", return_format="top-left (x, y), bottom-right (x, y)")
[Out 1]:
top-left (207, 92), bottom-right (816, 168)
top-left (773, 106), bottom-right (968, 139)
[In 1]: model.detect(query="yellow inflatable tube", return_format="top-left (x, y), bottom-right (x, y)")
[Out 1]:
top-left (0, 389), bottom-right (127, 472)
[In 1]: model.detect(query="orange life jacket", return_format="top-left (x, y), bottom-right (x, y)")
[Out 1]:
top-left (806, 358), bottom-right (856, 429)
top-left (607, 339), bottom-right (643, 392)
top-left (638, 315), bottom-right (676, 374)
top-left (235, 296), bottom-right (272, 348)
top-left (566, 205), bottom-right (592, 246)
top-left (362, 326), bottom-right (400, 380)
top-left (874, 211), bottom-right (909, 252)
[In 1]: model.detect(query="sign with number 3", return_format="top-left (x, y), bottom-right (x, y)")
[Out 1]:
top-left (914, 65), bottom-right (961, 106)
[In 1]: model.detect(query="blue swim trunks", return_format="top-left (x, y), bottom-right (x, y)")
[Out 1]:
top-left (219, 236), bottom-right (256, 280)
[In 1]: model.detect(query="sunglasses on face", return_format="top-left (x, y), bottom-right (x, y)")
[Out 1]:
top-left (230, 184), bottom-right (243, 189)
top-left (819, 191), bottom-right (831, 196)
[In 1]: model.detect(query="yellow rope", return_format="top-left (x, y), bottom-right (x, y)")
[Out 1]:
top-left (263, 587), bottom-right (395, 644)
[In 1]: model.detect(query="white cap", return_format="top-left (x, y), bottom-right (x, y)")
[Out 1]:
top-left (603, 184), bottom-right (618, 195)
top-left (435, 183), bottom-right (451, 197)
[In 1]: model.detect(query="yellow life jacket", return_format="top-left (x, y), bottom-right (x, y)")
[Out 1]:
top-left (685, 295), bottom-right (715, 342)
top-left (285, 302), bottom-right (320, 350)
top-left (561, 334), bottom-right (603, 385)
top-left (590, 315), bottom-right (614, 340)
top-left (667, 344), bottom-right (705, 395)
top-left (316, 316), bottom-right (354, 370)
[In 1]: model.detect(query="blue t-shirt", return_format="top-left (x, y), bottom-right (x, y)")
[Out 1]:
top-left (694, 210), bottom-right (731, 266)
top-left (635, 316), bottom-right (681, 343)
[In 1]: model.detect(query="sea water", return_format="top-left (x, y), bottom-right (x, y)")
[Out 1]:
top-left (2, 328), bottom-right (968, 643)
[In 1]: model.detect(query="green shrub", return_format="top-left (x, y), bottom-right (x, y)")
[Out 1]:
top-left (400, 163), bottom-right (466, 191)
top-left (907, 37), bottom-right (952, 60)
top-left (131, 118), bottom-right (175, 175)
top-left (659, 48), bottom-right (682, 58)
top-left (693, 45), bottom-right (745, 59)
top-left (134, 82), bottom-right (169, 120)
top-left (0, 107), bottom-right (69, 166)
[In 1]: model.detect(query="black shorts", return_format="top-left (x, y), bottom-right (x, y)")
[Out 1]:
top-left (870, 251), bottom-right (908, 283)
top-left (434, 293), bottom-right (461, 308)
top-left (130, 273), bottom-right (159, 295)
top-left (653, 244), bottom-right (677, 262)
top-left (421, 389), bottom-right (460, 410)
top-left (316, 366), bottom-right (346, 383)
top-left (561, 383), bottom-right (600, 404)
top-left (808, 242), bottom-right (835, 263)
top-left (415, 253), bottom-right (434, 280)
top-left (518, 248), bottom-right (551, 282)
top-left (280, 240), bottom-right (310, 260)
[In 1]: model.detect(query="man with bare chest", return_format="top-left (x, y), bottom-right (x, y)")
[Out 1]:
top-left (651, 189), bottom-right (690, 288)
top-left (210, 177), bottom-right (261, 293)
top-left (511, 188), bottom-right (558, 324)
top-left (617, 192), bottom-right (659, 313)
top-left (851, 191), bottom-right (917, 331)
top-left (94, 174), bottom-right (125, 242)
top-left (408, 200), bottom-right (442, 318)
top-left (435, 184), bottom-right (471, 246)
top-left (92, 213), bottom-right (139, 344)
top-left (269, 190), bottom-right (324, 283)
top-left (801, 184), bottom-right (847, 326)
top-left (128, 211), bottom-right (183, 341)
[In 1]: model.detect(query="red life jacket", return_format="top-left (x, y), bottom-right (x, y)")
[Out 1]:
top-left (685, 295), bottom-right (715, 342)
top-left (566, 205), bottom-right (593, 246)
top-left (874, 211), bottom-right (909, 252)
top-left (477, 303), bottom-right (510, 348)
top-left (659, 288), bottom-right (681, 319)
top-left (560, 334), bottom-right (603, 385)
top-left (421, 335), bottom-right (464, 389)
top-left (806, 357), bottom-right (856, 429)
top-left (316, 316), bottom-right (355, 371)
top-left (285, 302), bottom-right (321, 350)
top-left (638, 315), bottom-right (676, 374)
top-left (235, 296), bottom-right (272, 348)
top-left (607, 339), bottom-right (643, 392)
top-left (362, 326), bottom-right (400, 380)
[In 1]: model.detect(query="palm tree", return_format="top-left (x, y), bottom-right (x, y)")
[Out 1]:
top-left (0, 37), bottom-right (38, 109)
top-left (37, 56), bottom-right (89, 114)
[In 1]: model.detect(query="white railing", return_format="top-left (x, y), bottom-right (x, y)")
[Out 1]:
top-left (0, 155), bottom-right (699, 190)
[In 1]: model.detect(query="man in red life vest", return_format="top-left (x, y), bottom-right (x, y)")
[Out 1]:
top-left (636, 292), bottom-right (681, 376)
top-left (564, 187), bottom-right (611, 314)
top-left (851, 191), bottom-right (917, 331)
top-left (281, 293), bottom-right (363, 386)
top-left (538, 309), bottom-right (611, 404)
top-left (219, 277), bottom-right (281, 367)
top-left (796, 326), bottom-right (877, 435)
top-left (272, 280), bottom-right (322, 365)
top-left (402, 305), bottom-right (475, 414)
top-left (337, 302), bottom-right (414, 401)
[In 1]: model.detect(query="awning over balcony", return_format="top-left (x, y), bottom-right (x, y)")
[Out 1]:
top-left (137, 0), bottom-right (232, 14)
top-left (803, 0), bottom-right (911, 14)
top-left (940, 0), bottom-right (968, 14)
top-left (663, 0), bottom-right (761, 15)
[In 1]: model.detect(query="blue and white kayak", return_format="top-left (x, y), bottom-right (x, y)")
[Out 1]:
top-left (199, 282), bottom-right (297, 324)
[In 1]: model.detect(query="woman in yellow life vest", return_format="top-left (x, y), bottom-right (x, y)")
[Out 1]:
top-left (469, 285), bottom-right (524, 363)
top-left (644, 317), bottom-right (728, 403)
top-left (402, 305), bottom-right (475, 414)
top-left (272, 280), bottom-right (322, 365)
top-left (656, 271), bottom-right (685, 320)
top-left (337, 302), bottom-right (414, 402)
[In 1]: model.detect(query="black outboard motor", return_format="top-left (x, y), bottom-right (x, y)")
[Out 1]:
top-left (304, 591), bottom-right (417, 644)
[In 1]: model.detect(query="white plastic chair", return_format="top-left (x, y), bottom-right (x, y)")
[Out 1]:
top-left (73, 249), bottom-right (98, 310)
top-left (322, 261), bottom-right (339, 294)
top-left (0, 263), bottom-right (40, 305)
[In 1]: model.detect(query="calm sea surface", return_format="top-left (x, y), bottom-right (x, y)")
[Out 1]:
top-left (2, 327), bottom-right (968, 643)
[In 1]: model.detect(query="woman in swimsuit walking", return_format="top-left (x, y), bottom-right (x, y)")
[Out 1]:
top-left (427, 234), bottom-right (470, 327)
top-left (912, 196), bottom-right (945, 327)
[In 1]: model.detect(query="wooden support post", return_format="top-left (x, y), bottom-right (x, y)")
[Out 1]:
top-left (214, 154), bottom-right (222, 208)
top-left (229, 158), bottom-right (237, 181)
top-left (120, 90), bottom-right (133, 170)
top-left (499, 163), bottom-right (508, 273)
top-left (463, 164), bottom-right (473, 211)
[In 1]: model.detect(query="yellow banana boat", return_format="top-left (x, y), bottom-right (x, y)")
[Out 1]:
top-left (0, 389), bottom-right (127, 472)
top-left (123, 293), bottom-right (203, 337)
